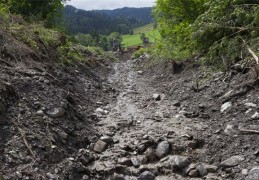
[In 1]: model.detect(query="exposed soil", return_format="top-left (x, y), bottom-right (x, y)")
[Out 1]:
top-left (0, 29), bottom-right (258, 179)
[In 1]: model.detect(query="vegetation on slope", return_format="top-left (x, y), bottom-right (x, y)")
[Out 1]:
top-left (154, 0), bottom-right (259, 69)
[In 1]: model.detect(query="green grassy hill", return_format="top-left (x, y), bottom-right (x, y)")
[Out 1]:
top-left (122, 23), bottom-right (161, 47)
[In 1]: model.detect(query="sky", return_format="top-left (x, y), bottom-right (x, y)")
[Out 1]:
top-left (66, 0), bottom-right (156, 10)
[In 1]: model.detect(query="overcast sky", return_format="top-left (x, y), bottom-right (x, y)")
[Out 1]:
top-left (66, 0), bottom-right (155, 10)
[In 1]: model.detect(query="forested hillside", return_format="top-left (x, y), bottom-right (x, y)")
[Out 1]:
top-left (64, 5), bottom-right (153, 35)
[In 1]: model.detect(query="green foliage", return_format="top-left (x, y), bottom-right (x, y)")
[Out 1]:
top-left (132, 48), bottom-right (146, 59)
top-left (6, 0), bottom-right (65, 20)
top-left (154, 0), bottom-right (208, 61)
top-left (154, 0), bottom-right (259, 67)
top-left (191, 0), bottom-right (259, 68)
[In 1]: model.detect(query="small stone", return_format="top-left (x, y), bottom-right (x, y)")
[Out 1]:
top-left (46, 108), bottom-right (65, 118)
top-left (100, 136), bottom-right (113, 143)
top-left (131, 156), bottom-right (140, 167)
top-left (118, 157), bottom-right (132, 166)
top-left (137, 144), bottom-right (146, 153)
top-left (137, 171), bottom-right (155, 180)
top-left (244, 102), bottom-right (257, 108)
top-left (224, 124), bottom-right (237, 136)
top-left (155, 141), bottom-right (170, 158)
top-left (197, 164), bottom-right (207, 177)
top-left (95, 108), bottom-right (106, 115)
top-left (204, 164), bottom-right (218, 173)
top-left (93, 140), bottom-right (107, 153)
top-left (248, 166), bottom-right (259, 180)
top-left (82, 175), bottom-right (89, 180)
top-left (220, 155), bottom-right (245, 167)
top-left (46, 173), bottom-right (57, 179)
top-left (221, 102), bottom-right (232, 113)
top-left (169, 155), bottom-right (191, 169)
top-left (36, 110), bottom-right (44, 116)
top-left (95, 162), bottom-right (106, 172)
top-left (152, 94), bottom-right (161, 101)
top-left (113, 173), bottom-right (125, 180)
top-left (58, 131), bottom-right (68, 140)
top-left (252, 112), bottom-right (259, 120)
top-left (137, 71), bottom-right (144, 75)
top-left (242, 169), bottom-right (248, 176)
top-left (144, 148), bottom-right (156, 162)
top-left (138, 155), bottom-right (148, 165)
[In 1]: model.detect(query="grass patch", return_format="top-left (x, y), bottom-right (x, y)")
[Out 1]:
top-left (122, 23), bottom-right (161, 47)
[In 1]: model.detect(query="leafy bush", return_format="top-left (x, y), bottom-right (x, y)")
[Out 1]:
top-left (154, 0), bottom-right (259, 68)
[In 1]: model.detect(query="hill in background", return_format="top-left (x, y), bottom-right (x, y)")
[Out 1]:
top-left (64, 5), bottom-right (153, 35)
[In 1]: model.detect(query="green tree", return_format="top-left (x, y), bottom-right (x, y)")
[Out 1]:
top-left (140, 33), bottom-right (146, 43)
top-left (6, 0), bottom-right (66, 20)
top-left (154, 0), bottom-right (208, 59)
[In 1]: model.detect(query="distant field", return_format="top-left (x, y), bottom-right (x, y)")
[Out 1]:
top-left (122, 23), bottom-right (161, 47)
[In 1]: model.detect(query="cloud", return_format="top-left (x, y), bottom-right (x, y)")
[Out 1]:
top-left (66, 0), bottom-right (155, 10)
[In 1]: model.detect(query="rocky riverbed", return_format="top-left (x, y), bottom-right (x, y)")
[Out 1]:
top-left (0, 52), bottom-right (258, 180)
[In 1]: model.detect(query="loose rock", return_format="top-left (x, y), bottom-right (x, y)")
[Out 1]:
top-left (137, 171), bottom-right (155, 180)
top-left (221, 102), bottom-right (232, 113)
top-left (93, 140), bottom-right (108, 153)
top-left (169, 155), bottom-right (191, 169)
top-left (153, 94), bottom-right (161, 101)
top-left (46, 107), bottom-right (65, 118)
top-left (247, 166), bottom-right (259, 180)
top-left (155, 141), bottom-right (170, 159)
top-left (220, 155), bottom-right (245, 167)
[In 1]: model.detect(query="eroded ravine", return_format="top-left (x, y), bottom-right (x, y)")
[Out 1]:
top-left (92, 60), bottom-right (212, 179)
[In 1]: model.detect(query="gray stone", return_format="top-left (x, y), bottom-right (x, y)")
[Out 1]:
top-left (137, 144), bottom-right (146, 153)
top-left (220, 155), bottom-right (245, 167)
top-left (46, 173), bottom-right (57, 179)
top-left (113, 173), bottom-right (125, 180)
top-left (220, 102), bottom-right (232, 113)
top-left (100, 136), bottom-right (113, 143)
top-left (153, 94), bottom-right (161, 101)
top-left (155, 141), bottom-right (170, 158)
top-left (95, 108), bottom-right (106, 115)
top-left (36, 110), bottom-right (44, 116)
top-left (242, 169), bottom-right (248, 176)
top-left (197, 164), bottom-right (207, 177)
top-left (95, 162), bottom-right (105, 172)
top-left (186, 163), bottom-right (199, 177)
top-left (118, 157), bottom-right (132, 166)
top-left (137, 71), bottom-right (144, 75)
top-left (46, 108), bottom-right (65, 118)
top-left (82, 175), bottom-right (89, 180)
top-left (247, 166), bottom-right (259, 180)
top-left (204, 164), bottom-right (218, 173)
top-left (169, 155), bottom-right (191, 169)
top-left (224, 124), bottom-right (237, 136)
top-left (252, 112), bottom-right (259, 120)
top-left (131, 156), bottom-right (141, 167)
top-left (58, 131), bottom-right (68, 140)
top-left (144, 148), bottom-right (156, 162)
top-left (137, 171), bottom-right (155, 180)
top-left (93, 140), bottom-right (107, 153)
top-left (138, 155), bottom-right (148, 165)
top-left (244, 103), bottom-right (257, 108)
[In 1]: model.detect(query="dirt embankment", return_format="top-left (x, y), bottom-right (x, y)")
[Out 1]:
top-left (0, 24), bottom-right (117, 179)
